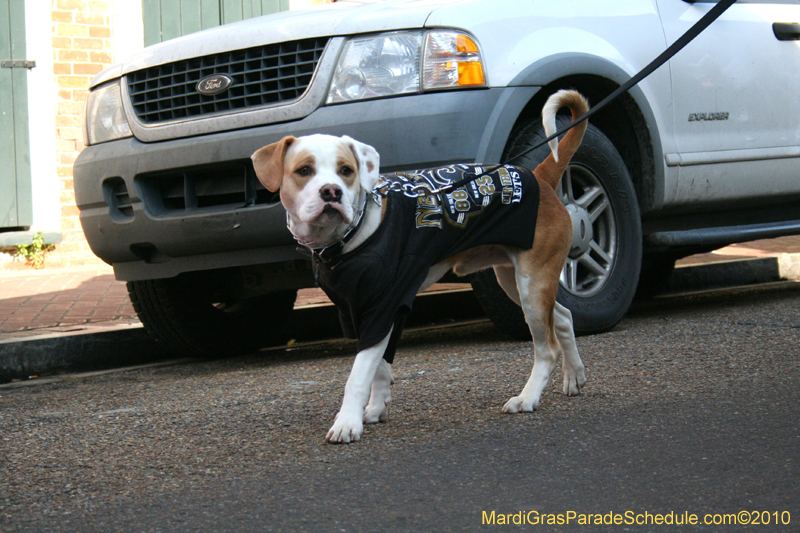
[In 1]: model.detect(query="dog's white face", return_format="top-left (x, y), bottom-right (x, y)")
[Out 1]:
top-left (252, 134), bottom-right (380, 246)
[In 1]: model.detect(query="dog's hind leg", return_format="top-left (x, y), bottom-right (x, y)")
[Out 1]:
top-left (364, 359), bottom-right (393, 424)
top-left (497, 263), bottom-right (585, 398)
top-left (493, 265), bottom-right (521, 305)
top-left (502, 255), bottom-right (562, 413)
top-left (554, 302), bottom-right (585, 395)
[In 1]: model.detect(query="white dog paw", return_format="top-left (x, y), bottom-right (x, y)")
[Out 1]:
top-left (363, 402), bottom-right (389, 424)
top-left (326, 413), bottom-right (363, 444)
top-left (502, 395), bottom-right (538, 413)
top-left (563, 367), bottom-right (587, 396)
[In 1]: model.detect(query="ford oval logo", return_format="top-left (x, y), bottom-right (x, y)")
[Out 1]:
top-left (196, 74), bottom-right (233, 96)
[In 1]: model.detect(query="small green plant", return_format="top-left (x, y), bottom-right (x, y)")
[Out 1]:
top-left (16, 232), bottom-right (55, 269)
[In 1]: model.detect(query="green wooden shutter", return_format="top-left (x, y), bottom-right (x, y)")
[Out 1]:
top-left (144, 0), bottom-right (291, 46)
top-left (0, 0), bottom-right (32, 229)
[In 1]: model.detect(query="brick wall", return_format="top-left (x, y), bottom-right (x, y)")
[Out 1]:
top-left (49, 0), bottom-right (113, 269)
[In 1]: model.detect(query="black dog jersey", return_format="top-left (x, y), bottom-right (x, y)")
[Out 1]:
top-left (317, 164), bottom-right (540, 363)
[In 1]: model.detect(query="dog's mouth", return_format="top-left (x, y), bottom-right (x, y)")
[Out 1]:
top-left (314, 203), bottom-right (347, 225)
top-left (289, 192), bottom-right (367, 249)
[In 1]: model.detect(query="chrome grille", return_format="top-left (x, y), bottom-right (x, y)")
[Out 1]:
top-left (126, 37), bottom-right (330, 124)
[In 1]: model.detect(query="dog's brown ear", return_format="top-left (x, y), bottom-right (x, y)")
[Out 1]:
top-left (342, 135), bottom-right (380, 191)
top-left (251, 136), bottom-right (295, 192)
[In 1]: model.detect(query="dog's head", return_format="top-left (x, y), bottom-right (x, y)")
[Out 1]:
top-left (252, 134), bottom-right (380, 246)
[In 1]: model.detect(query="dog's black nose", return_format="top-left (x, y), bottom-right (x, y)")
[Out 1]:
top-left (319, 184), bottom-right (343, 203)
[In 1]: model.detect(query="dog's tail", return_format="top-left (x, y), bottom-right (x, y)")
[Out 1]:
top-left (534, 89), bottom-right (590, 190)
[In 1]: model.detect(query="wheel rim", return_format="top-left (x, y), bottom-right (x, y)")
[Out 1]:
top-left (558, 163), bottom-right (617, 298)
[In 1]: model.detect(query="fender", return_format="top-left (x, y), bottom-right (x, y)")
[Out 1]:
top-left (506, 52), bottom-right (667, 213)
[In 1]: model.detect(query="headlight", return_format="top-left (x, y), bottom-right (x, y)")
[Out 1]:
top-left (327, 30), bottom-right (485, 104)
top-left (83, 81), bottom-right (132, 145)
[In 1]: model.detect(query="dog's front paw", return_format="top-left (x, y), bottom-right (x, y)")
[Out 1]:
top-left (563, 366), bottom-right (587, 396)
top-left (502, 395), bottom-right (539, 413)
top-left (326, 412), bottom-right (363, 444)
top-left (364, 401), bottom-right (389, 424)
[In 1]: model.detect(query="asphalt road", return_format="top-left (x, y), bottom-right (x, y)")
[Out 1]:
top-left (2, 282), bottom-right (799, 532)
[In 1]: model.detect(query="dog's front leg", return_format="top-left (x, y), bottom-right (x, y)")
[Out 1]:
top-left (364, 359), bottom-right (393, 424)
top-left (327, 328), bottom-right (393, 443)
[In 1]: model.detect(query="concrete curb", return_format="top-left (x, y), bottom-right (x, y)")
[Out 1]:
top-left (0, 324), bottom-right (172, 382)
top-left (2, 254), bottom-right (799, 383)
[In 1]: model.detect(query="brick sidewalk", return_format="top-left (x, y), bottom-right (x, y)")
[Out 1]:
top-left (0, 267), bottom-right (134, 339)
top-left (2, 236), bottom-right (800, 340)
top-left (676, 235), bottom-right (800, 265)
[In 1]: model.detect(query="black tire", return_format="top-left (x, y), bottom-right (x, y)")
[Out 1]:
top-left (470, 116), bottom-right (642, 337)
top-left (127, 273), bottom-right (297, 358)
top-left (635, 255), bottom-right (676, 300)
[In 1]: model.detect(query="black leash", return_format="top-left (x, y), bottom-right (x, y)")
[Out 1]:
top-left (400, 0), bottom-right (737, 198)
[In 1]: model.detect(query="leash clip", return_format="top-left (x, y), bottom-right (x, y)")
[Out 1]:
top-left (411, 180), bottom-right (461, 198)
top-left (411, 184), bottom-right (442, 197)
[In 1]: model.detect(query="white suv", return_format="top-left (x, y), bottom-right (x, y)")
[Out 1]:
top-left (75, 0), bottom-right (800, 356)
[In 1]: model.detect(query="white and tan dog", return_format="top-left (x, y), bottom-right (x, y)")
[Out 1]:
top-left (253, 90), bottom-right (590, 443)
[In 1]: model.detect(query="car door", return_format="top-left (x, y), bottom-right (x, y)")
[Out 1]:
top-left (657, 0), bottom-right (800, 207)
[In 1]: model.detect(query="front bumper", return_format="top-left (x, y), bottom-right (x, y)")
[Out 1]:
top-left (74, 87), bottom-right (538, 281)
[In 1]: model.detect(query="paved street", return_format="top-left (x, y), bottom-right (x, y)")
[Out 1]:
top-left (2, 282), bottom-right (799, 532)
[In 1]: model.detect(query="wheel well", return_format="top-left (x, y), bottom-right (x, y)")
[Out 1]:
top-left (508, 75), bottom-right (657, 213)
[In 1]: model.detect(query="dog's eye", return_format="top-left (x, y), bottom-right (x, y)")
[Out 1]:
top-left (296, 166), bottom-right (312, 177)
top-left (340, 166), bottom-right (354, 177)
